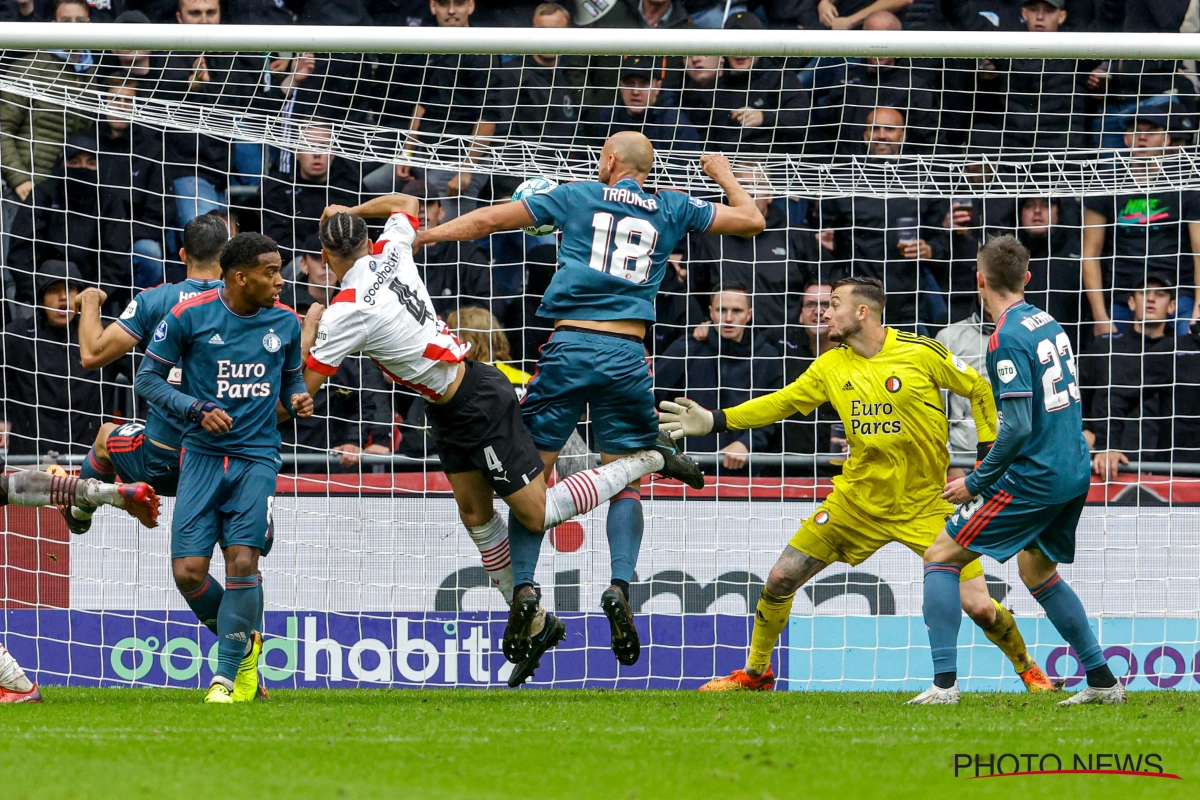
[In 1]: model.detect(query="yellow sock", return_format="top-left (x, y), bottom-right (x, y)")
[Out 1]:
top-left (746, 588), bottom-right (795, 675)
top-left (981, 598), bottom-right (1034, 673)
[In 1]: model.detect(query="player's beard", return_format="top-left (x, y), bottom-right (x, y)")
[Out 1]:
top-left (828, 319), bottom-right (861, 342)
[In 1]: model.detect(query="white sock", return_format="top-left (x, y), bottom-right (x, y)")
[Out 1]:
top-left (0, 642), bottom-right (34, 693)
top-left (543, 450), bottom-right (664, 530)
top-left (467, 513), bottom-right (514, 603)
top-left (210, 675), bottom-right (234, 691)
top-left (72, 506), bottom-right (95, 521)
top-left (80, 479), bottom-right (124, 508)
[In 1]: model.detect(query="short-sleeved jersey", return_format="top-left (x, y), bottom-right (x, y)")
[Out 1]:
top-left (985, 302), bottom-right (1091, 502)
top-left (306, 212), bottom-right (470, 401)
top-left (724, 329), bottom-right (998, 522)
top-left (115, 277), bottom-right (223, 449)
top-left (144, 288), bottom-right (303, 469)
top-left (522, 177), bottom-right (716, 322)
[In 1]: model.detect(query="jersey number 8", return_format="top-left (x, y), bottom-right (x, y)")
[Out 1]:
top-left (1036, 331), bottom-right (1080, 412)
top-left (588, 212), bottom-right (659, 284)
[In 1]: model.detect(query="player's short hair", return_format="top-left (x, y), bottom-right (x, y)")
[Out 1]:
top-left (711, 281), bottom-right (751, 308)
top-left (182, 212), bottom-right (229, 263)
top-left (449, 306), bottom-right (511, 362)
top-left (833, 276), bottom-right (886, 314)
top-left (320, 212), bottom-right (369, 259)
top-left (533, 2), bottom-right (569, 22)
top-left (220, 233), bottom-right (279, 276)
top-left (977, 235), bottom-right (1029, 294)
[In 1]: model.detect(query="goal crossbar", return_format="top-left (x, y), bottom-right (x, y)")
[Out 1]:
top-left (2, 23), bottom-right (1200, 60)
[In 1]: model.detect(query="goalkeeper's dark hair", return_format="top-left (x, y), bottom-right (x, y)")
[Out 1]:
top-left (977, 234), bottom-right (1029, 295)
top-left (320, 212), bottom-right (368, 259)
top-left (833, 276), bottom-right (886, 313)
top-left (220, 233), bottom-right (279, 276)
top-left (182, 212), bottom-right (229, 263)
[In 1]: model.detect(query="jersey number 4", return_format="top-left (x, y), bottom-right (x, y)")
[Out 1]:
top-left (588, 212), bottom-right (659, 284)
top-left (388, 277), bottom-right (432, 325)
top-left (1036, 331), bottom-right (1080, 412)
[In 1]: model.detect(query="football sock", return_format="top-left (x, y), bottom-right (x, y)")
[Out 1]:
top-left (606, 488), bottom-right (644, 586)
top-left (543, 452), bottom-right (662, 530)
top-left (467, 513), bottom-right (514, 603)
top-left (1028, 572), bottom-right (1112, 686)
top-left (923, 563), bottom-right (964, 681)
top-left (4, 470), bottom-right (119, 509)
top-left (746, 587), bottom-right (794, 675)
top-left (181, 574), bottom-right (224, 635)
top-left (0, 642), bottom-right (34, 693)
top-left (254, 572), bottom-right (265, 633)
top-left (980, 598), bottom-right (1035, 673)
top-left (507, 508), bottom-right (543, 589)
top-left (73, 449), bottom-right (113, 518)
top-left (215, 574), bottom-right (262, 683)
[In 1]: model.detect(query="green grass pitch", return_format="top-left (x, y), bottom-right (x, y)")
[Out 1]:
top-left (2, 689), bottom-right (1197, 799)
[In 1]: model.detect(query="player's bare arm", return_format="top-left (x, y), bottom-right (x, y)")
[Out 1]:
top-left (413, 201), bottom-right (535, 249)
top-left (300, 303), bottom-right (324, 363)
top-left (701, 154), bottom-right (767, 237)
top-left (328, 193), bottom-right (420, 223)
top-left (74, 287), bottom-right (138, 370)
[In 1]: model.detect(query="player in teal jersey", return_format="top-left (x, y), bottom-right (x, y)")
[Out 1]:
top-left (910, 236), bottom-right (1123, 706)
top-left (136, 233), bottom-right (314, 704)
top-left (66, 213), bottom-right (227, 538)
top-left (415, 132), bottom-right (765, 666)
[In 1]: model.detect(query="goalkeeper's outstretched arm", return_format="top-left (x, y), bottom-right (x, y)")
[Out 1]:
top-left (660, 370), bottom-right (828, 439)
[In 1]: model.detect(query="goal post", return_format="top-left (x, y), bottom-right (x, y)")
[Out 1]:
top-left (1, 24), bottom-right (1198, 693)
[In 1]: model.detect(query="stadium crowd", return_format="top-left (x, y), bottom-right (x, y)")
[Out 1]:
top-left (0, 0), bottom-right (1198, 475)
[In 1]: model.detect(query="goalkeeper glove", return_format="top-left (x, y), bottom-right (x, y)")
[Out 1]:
top-left (658, 398), bottom-right (717, 440)
top-left (187, 400), bottom-right (222, 425)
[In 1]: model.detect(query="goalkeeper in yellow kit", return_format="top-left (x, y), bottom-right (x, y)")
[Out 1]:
top-left (660, 277), bottom-right (1053, 692)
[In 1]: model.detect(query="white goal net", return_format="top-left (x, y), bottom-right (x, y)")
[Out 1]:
top-left (1, 22), bottom-right (1198, 692)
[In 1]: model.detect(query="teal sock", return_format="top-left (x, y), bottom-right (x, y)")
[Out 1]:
top-left (606, 489), bottom-right (644, 585)
top-left (215, 574), bottom-right (261, 682)
top-left (80, 448), bottom-right (112, 482)
top-left (1029, 573), bottom-right (1105, 671)
top-left (508, 508), bottom-right (544, 589)
top-left (181, 574), bottom-right (223, 635)
top-left (923, 562), bottom-right (963, 682)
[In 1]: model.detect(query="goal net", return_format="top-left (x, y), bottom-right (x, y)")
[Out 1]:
top-left (1, 24), bottom-right (1198, 692)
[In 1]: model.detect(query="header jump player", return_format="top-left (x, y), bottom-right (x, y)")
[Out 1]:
top-left (414, 133), bottom-right (767, 667)
top-left (660, 277), bottom-right (1052, 693)
top-left (911, 236), bottom-right (1122, 706)
top-left (136, 233), bottom-right (313, 704)
top-left (303, 193), bottom-right (704, 686)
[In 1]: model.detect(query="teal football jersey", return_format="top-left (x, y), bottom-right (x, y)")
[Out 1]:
top-left (521, 177), bottom-right (716, 322)
top-left (985, 302), bottom-right (1091, 502)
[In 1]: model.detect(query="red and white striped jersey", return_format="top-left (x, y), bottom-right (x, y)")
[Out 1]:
top-left (305, 212), bottom-right (470, 400)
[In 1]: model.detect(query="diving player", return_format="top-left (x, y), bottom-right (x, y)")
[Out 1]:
top-left (305, 194), bottom-right (704, 686)
top-left (660, 277), bottom-right (1053, 692)
top-left (413, 133), bottom-right (766, 666)
top-left (910, 236), bottom-right (1122, 706)
top-left (135, 233), bottom-right (313, 704)
top-left (67, 213), bottom-right (227, 535)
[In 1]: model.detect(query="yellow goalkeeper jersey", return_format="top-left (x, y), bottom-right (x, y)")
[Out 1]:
top-left (724, 328), bottom-right (997, 522)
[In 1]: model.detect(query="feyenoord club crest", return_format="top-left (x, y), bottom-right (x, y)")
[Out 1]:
top-left (814, 510), bottom-right (830, 525)
top-left (885, 376), bottom-right (902, 393)
top-left (263, 330), bottom-right (282, 353)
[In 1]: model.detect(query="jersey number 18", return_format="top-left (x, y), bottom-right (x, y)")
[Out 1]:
top-left (588, 212), bottom-right (659, 284)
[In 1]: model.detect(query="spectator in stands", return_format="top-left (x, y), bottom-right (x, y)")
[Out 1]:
top-left (392, 0), bottom-right (494, 221)
top-left (1147, 318), bottom-right (1200, 464)
top-left (97, 10), bottom-right (157, 85)
top-left (775, 280), bottom-right (837, 462)
top-left (679, 54), bottom-right (720, 146)
top-left (819, 107), bottom-right (950, 331)
top-left (0, 260), bottom-right (126, 457)
top-left (2, 0), bottom-right (48, 21)
top-left (282, 357), bottom-right (393, 473)
top-left (406, 179), bottom-right (493, 319)
top-left (688, 167), bottom-right (820, 332)
top-left (281, 233), bottom-right (338, 312)
top-left (484, 3), bottom-right (582, 199)
top-left (655, 283), bottom-right (783, 474)
top-left (263, 125), bottom-right (359, 265)
top-left (368, 0), bottom-right (430, 25)
top-left (8, 123), bottom-right (166, 309)
top-left (810, 11), bottom-right (941, 156)
top-left (1015, 195), bottom-right (1085, 349)
top-left (936, 273), bottom-right (994, 475)
top-left (1083, 108), bottom-right (1200, 336)
top-left (808, 0), bottom-right (915, 29)
top-left (0, 0), bottom-right (96, 206)
top-left (1080, 277), bottom-right (1175, 479)
top-left (707, 12), bottom-right (811, 156)
top-left (584, 56), bottom-right (703, 152)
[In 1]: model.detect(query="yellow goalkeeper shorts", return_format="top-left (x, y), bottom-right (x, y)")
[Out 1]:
top-left (789, 490), bottom-right (984, 583)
